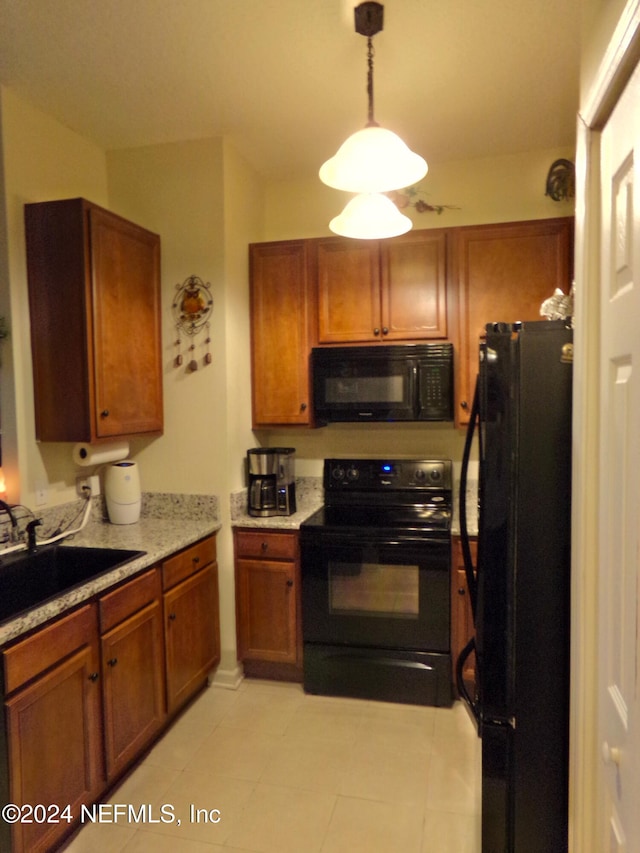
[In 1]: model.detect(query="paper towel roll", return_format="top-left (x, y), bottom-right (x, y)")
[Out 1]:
top-left (72, 440), bottom-right (130, 467)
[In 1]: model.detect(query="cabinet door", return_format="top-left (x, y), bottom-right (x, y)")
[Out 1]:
top-left (164, 564), bottom-right (220, 714)
top-left (316, 237), bottom-right (381, 342)
top-left (380, 229), bottom-right (448, 340)
top-left (5, 640), bottom-right (103, 853)
top-left (250, 241), bottom-right (312, 426)
top-left (451, 538), bottom-right (477, 695)
top-left (90, 206), bottom-right (163, 437)
top-left (455, 217), bottom-right (573, 424)
top-left (101, 600), bottom-right (166, 780)
top-left (236, 558), bottom-right (298, 664)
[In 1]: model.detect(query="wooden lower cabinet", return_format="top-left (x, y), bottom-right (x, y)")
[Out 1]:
top-left (0, 534), bottom-right (220, 852)
top-left (99, 569), bottom-right (166, 780)
top-left (234, 529), bottom-right (301, 679)
top-left (451, 536), bottom-right (477, 696)
top-left (162, 537), bottom-right (220, 715)
top-left (2, 605), bottom-right (103, 853)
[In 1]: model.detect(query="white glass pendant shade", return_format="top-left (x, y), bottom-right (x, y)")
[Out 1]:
top-left (329, 192), bottom-right (412, 240)
top-left (320, 125), bottom-right (428, 193)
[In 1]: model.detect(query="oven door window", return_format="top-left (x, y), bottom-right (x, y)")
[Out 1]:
top-left (301, 538), bottom-right (450, 652)
top-left (329, 561), bottom-right (419, 619)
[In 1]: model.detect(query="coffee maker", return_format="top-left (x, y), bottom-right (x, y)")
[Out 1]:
top-left (247, 447), bottom-right (296, 517)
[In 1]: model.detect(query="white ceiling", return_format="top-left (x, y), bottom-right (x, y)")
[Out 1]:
top-left (0, 0), bottom-right (580, 182)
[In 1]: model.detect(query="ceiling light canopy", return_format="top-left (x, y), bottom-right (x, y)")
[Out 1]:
top-left (320, 2), bottom-right (427, 196)
top-left (329, 193), bottom-right (412, 240)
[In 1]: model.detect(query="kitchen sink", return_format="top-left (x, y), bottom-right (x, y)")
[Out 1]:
top-left (0, 544), bottom-right (146, 624)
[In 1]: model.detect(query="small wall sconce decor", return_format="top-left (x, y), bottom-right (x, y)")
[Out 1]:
top-left (172, 275), bottom-right (213, 372)
top-left (545, 159), bottom-right (575, 202)
top-left (387, 186), bottom-right (460, 215)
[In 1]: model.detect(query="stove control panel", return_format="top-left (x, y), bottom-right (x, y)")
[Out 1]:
top-left (325, 459), bottom-right (452, 491)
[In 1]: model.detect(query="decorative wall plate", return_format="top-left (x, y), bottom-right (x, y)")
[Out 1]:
top-left (172, 275), bottom-right (213, 370)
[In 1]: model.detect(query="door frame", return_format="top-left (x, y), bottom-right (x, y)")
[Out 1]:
top-left (572, 3), bottom-right (640, 850)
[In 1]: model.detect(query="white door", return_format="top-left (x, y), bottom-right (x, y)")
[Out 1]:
top-left (598, 58), bottom-right (640, 852)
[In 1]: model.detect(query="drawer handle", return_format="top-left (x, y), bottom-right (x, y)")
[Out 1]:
top-left (193, 556), bottom-right (200, 565)
top-left (169, 612), bottom-right (177, 621)
top-left (261, 542), bottom-right (268, 552)
top-left (107, 657), bottom-right (118, 667)
top-left (286, 579), bottom-right (293, 588)
top-left (100, 409), bottom-right (110, 418)
top-left (88, 672), bottom-right (99, 682)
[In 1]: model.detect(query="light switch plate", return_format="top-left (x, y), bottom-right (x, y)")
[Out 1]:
top-left (35, 480), bottom-right (48, 506)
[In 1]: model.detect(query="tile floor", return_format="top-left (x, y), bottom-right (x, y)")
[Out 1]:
top-left (63, 679), bottom-right (481, 853)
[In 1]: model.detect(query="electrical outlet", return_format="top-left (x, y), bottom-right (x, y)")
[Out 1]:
top-left (35, 480), bottom-right (48, 506)
top-left (76, 474), bottom-right (100, 497)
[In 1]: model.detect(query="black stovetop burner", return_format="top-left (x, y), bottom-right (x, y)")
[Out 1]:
top-left (302, 458), bottom-right (453, 538)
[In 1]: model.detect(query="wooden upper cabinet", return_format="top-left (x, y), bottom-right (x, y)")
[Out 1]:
top-left (454, 217), bottom-right (574, 425)
top-left (316, 238), bottom-right (380, 343)
top-left (380, 230), bottom-right (447, 340)
top-left (315, 229), bottom-right (447, 344)
top-left (250, 240), bottom-right (312, 427)
top-left (25, 198), bottom-right (163, 442)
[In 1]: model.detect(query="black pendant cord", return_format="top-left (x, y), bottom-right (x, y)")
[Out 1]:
top-left (366, 36), bottom-right (378, 127)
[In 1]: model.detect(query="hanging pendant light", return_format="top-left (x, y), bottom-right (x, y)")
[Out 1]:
top-left (329, 193), bottom-right (411, 239)
top-left (320, 2), bottom-right (427, 195)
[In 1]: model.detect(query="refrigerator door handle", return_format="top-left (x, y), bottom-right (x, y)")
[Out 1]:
top-left (459, 374), bottom-right (480, 621)
top-left (456, 635), bottom-right (479, 724)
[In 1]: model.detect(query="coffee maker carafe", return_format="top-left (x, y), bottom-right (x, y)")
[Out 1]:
top-left (247, 447), bottom-right (296, 517)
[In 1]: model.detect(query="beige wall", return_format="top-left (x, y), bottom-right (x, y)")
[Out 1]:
top-left (105, 138), bottom-right (262, 677)
top-left (263, 146), bottom-right (576, 241)
top-left (261, 143), bottom-right (575, 476)
top-left (0, 85), bottom-right (577, 502)
top-left (0, 86), bottom-right (109, 507)
top-left (0, 83), bottom-right (577, 671)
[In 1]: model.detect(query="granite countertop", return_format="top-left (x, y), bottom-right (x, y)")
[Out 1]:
top-left (230, 476), bottom-right (323, 530)
top-left (230, 475), bottom-right (478, 535)
top-left (0, 493), bottom-right (220, 646)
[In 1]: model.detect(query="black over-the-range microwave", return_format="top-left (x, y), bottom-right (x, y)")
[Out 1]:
top-left (311, 344), bottom-right (454, 425)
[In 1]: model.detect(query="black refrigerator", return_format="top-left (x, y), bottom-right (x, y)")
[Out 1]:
top-left (457, 320), bottom-right (572, 853)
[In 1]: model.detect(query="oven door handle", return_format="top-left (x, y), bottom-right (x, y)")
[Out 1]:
top-left (302, 531), bottom-right (450, 549)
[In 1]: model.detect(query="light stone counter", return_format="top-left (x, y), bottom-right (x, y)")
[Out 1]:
top-left (230, 476), bottom-right (323, 531)
top-left (452, 478), bottom-right (479, 537)
top-left (0, 493), bottom-right (220, 646)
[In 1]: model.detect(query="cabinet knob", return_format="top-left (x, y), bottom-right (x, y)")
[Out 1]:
top-left (261, 541), bottom-right (268, 552)
top-left (460, 401), bottom-right (469, 410)
top-left (373, 327), bottom-right (380, 336)
top-left (193, 555), bottom-right (200, 565)
top-left (107, 657), bottom-right (118, 667)
top-left (300, 402), bottom-right (307, 411)
top-left (100, 409), bottom-right (110, 418)
top-left (286, 579), bottom-right (294, 588)
top-left (88, 672), bottom-right (99, 682)
top-left (458, 587), bottom-right (466, 596)
top-left (382, 327), bottom-right (389, 335)
top-left (169, 612), bottom-right (177, 621)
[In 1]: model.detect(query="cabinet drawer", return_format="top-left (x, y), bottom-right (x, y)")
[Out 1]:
top-left (235, 530), bottom-right (298, 560)
top-left (3, 604), bottom-right (98, 694)
top-left (99, 568), bottom-right (161, 633)
top-left (162, 536), bottom-right (217, 591)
